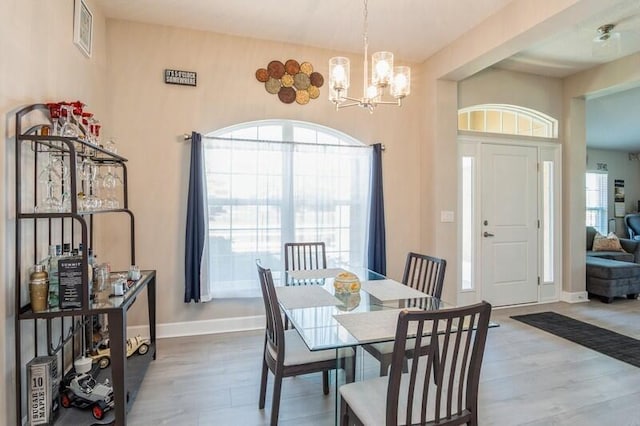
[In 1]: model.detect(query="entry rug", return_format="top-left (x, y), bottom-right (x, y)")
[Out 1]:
top-left (511, 311), bottom-right (640, 368)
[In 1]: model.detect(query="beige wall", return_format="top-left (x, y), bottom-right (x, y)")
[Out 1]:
top-left (458, 67), bottom-right (563, 120)
top-left (2, 0), bottom-right (636, 423)
top-left (563, 53), bottom-right (640, 293)
top-left (586, 148), bottom-right (640, 237)
top-left (419, 0), bottom-right (610, 303)
top-left (104, 20), bottom-right (424, 324)
top-left (1, 1), bottom-right (108, 423)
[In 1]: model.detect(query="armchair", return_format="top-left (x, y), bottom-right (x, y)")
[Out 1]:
top-left (625, 214), bottom-right (640, 241)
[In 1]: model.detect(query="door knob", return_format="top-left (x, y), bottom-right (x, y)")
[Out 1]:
top-left (483, 231), bottom-right (495, 237)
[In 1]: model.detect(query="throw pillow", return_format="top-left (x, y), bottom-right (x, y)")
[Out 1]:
top-left (592, 232), bottom-right (625, 252)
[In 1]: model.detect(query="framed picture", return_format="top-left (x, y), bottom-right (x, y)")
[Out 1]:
top-left (73, 0), bottom-right (93, 57)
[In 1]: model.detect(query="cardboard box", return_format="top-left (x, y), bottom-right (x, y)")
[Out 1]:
top-left (27, 356), bottom-right (60, 425)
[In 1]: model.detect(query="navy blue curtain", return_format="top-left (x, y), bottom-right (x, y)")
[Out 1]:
top-left (184, 132), bottom-right (205, 302)
top-left (368, 143), bottom-right (386, 275)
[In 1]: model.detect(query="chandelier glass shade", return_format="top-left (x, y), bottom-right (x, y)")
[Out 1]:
top-left (328, 0), bottom-right (410, 112)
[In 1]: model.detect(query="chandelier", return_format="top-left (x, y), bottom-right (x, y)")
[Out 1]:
top-left (328, 0), bottom-right (411, 113)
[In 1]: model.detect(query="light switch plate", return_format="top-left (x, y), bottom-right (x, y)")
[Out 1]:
top-left (441, 210), bottom-right (455, 222)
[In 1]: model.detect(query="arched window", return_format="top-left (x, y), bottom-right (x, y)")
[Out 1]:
top-left (202, 120), bottom-right (372, 298)
top-left (458, 104), bottom-right (558, 138)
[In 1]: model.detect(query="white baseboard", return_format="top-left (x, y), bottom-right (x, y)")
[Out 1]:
top-left (561, 291), bottom-right (589, 303)
top-left (127, 315), bottom-right (265, 339)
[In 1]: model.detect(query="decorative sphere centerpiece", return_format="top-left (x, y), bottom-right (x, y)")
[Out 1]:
top-left (333, 271), bottom-right (361, 294)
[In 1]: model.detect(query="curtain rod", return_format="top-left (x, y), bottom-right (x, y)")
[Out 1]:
top-left (183, 133), bottom-right (385, 151)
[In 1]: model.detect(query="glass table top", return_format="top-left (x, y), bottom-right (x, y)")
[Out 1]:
top-left (274, 267), bottom-right (454, 351)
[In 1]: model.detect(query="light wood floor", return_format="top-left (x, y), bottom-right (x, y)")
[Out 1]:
top-left (126, 299), bottom-right (640, 425)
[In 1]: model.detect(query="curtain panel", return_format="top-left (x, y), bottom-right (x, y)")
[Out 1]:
top-left (367, 143), bottom-right (386, 275)
top-left (184, 132), bottom-right (210, 302)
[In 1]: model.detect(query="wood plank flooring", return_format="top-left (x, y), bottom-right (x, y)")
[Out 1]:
top-left (126, 299), bottom-right (640, 425)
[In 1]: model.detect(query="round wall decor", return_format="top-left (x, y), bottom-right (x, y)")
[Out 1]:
top-left (256, 59), bottom-right (323, 105)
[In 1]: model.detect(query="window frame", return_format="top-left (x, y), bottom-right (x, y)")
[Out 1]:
top-left (202, 119), bottom-right (371, 298)
top-left (585, 171), bottom-right (609, 235)
top-left (458, 104), bottom-right (558, 138)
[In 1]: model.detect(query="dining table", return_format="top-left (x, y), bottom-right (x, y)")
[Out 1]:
top-left (274, 266), bottom-right (456, 424)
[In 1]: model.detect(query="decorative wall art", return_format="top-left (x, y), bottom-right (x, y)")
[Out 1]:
top-left (73, 0), bottom-right (93, 57)
top-left (255, 60), bottom-right (324, 105)
top-left (615, 179), bottom-right (625, 217)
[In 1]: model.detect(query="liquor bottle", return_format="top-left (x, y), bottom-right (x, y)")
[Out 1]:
top-left (58, 243), bottom-right (84, 309)
top-left (87, 248), bottom-right (95, 286)
top-left (46, 245), bottom-right (62, 308)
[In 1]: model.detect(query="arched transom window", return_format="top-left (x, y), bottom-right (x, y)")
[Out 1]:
top-left (458, 104), bottom-right (558, 138)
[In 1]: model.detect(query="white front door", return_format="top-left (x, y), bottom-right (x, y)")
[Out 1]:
top-left (481, 144), bottom-right (538, 306)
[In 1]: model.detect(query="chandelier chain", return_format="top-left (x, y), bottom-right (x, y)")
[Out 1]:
top-left (363, 0), bottom-right (368, 50)
top-left (363, 0), bottom-right (369, 96)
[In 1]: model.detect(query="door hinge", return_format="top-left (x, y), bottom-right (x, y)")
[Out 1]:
top-left (538, 219), bottom-right (540, 229)
top-left (538, 277), bottom-right (541, 286)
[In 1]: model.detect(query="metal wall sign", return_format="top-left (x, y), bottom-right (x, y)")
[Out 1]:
top-left (164, 69), bottom-right (197, 86)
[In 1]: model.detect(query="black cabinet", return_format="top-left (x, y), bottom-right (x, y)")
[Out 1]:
top-left (13, 104), bottom-right (156, 425)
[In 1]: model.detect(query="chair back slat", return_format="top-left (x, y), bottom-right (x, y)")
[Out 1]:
top-left (256, 262), bottom-right (285, 361)
top-left (403, 252), bottom-right (446, 299)
top-left (284, 242), bottom-right (327, 271)
top-left (386, 302), bottom-right (491, 426)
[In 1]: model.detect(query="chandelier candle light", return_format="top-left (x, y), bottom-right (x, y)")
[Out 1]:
top-left (329, 0), bottom-right (410, 113)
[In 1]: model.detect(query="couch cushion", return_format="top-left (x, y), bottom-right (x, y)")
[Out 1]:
top-left (592, 232), bottom-right (625, 252)
top-left (587, 250), bottom-right (635, 263)
top-left (586, 256), bottom-right (640, 280)
top-left (586, 226), bottom-right (598, 250)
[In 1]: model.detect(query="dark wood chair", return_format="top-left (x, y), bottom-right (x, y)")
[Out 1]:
top-left (363, 252), bottom-right (447, 376)
top-left (284, 241), bottom-right (327, 271)
top-left (256, 261), bottom-right (355, 426)
top-left (340, 301), bottom-right (492, 426)
top-left (283, 242), bottom-right (328, 329)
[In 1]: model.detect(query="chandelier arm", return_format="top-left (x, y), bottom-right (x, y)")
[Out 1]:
top-left (372, 99), bottom-right (403, 106)
top-left (335, 102), bottom-right (363, 110)
top-left (341, 95), bottom-right (366, 103)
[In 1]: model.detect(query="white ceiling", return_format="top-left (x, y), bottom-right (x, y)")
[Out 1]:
top-left (94, 0), bottom-right (640, 150)
top-left (494, 0), bottom-right (640, 78)
top-left (93, 0), bottom-right (517, 63)
top-left (587, 86), bottom-right (640, 152)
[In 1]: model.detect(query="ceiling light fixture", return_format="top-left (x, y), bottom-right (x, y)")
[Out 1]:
top-left (592, 23), bottom-right (621, 58)
top-left (328, 0), bottom-right (410, 113)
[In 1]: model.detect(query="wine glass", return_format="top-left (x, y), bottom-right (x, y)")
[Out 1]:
top-left (46, 103), bottom-right (61, 136)
top-left (104, 138), bottom-right (118, 155)
top-left (60, 104), bottom-right (80, 138)
top-left (35, 181), bottom-right (61, 213)
top-left (36, 154), bottom-right (64, 212)
top-left (81, 112), bottom-right (95, 155)
top-left (101, 166), bottom-right (121, 209)
top-left (78, 158), bottom-right (101, 211)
